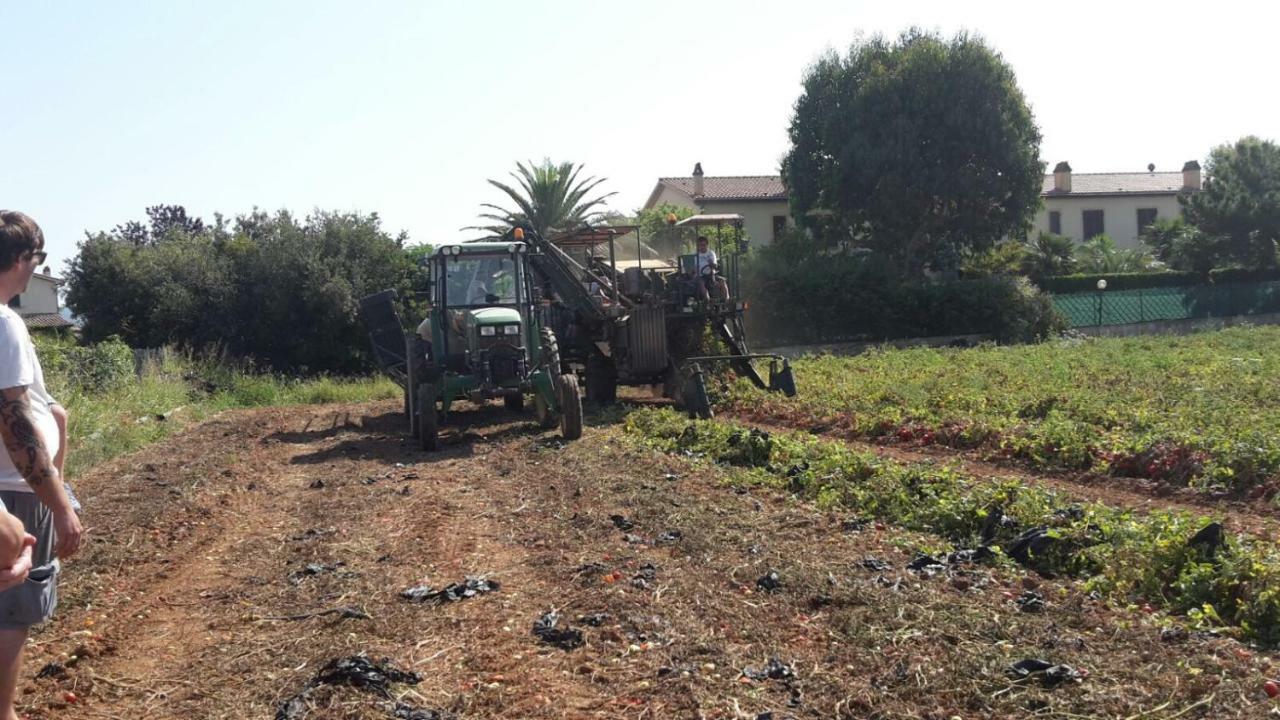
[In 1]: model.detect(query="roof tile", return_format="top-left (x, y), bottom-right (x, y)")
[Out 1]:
top-left (661, 176), bottom-right (787, 201)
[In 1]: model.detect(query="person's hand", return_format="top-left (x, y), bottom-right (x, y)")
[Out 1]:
top-left (53, 508), bottom-right (82, 559)
top-left (0, 535), bottom-right (35, 591)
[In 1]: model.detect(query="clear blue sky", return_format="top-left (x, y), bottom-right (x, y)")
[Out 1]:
top-left (2, 0), bottom-right (1276, 272)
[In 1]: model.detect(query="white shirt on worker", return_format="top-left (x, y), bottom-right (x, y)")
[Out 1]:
top-left (0, 306), bottom-right (59, 494)
top-left (694, 249), bottom-right (717, 276)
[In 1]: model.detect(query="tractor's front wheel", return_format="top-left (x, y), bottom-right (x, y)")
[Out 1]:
top-left (417, 383), bottom-right (439, 451)
top-left (560, 373), bottom-right (583, 440)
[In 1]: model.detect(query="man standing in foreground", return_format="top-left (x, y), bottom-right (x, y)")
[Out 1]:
top-left (0, 211), bottom-right (83, 720)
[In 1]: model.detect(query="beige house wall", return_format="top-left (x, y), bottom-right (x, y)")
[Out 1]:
top-left (646, 187), bottom-right (791, 247)
top-left (12, 275), bottom-right (60, 315)
top-left (1032, 195), bottom-right (1184, 250)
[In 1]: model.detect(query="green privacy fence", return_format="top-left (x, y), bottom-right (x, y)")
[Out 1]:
top-left (1052, 281), bottom-right (1280, 327)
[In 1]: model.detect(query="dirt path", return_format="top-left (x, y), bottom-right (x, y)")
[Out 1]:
top-left (18, 401), bottom-right (1277, 718)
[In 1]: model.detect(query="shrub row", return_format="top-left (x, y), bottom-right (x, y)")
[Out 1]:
top-left (741, 250), bottom-right (1065, 345)
top-left (624, 408), bottom-right (1280, 645)
top-left (1035, 271), bottom-right (1201, 294)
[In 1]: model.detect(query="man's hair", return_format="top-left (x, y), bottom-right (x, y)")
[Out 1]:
top-left (0, 211), bottom-right (44, 272)
top-left (696, 235), bottom-right (708, 244)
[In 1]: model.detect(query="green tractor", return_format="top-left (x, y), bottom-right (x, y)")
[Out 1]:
top-left (359, 239), bottom-right (582, 451)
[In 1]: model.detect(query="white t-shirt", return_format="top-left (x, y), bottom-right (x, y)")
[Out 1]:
top-left (694, 249), bottom-right (718, 276)
top-left (0, 306), bottom-right (59, 493)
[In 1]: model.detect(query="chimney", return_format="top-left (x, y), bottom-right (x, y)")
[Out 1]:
top-left (692, 162), bottom-right (704, 197)
top-left (1182, 160), bottom-right (1202, 191)
top-left (1052, 161), bottom-right (1072, 193)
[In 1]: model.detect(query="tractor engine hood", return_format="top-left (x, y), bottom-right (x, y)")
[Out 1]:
top-left (467, 307), bottom-right (521, 326)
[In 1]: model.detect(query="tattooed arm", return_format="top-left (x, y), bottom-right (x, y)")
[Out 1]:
top-left (0, 386), bottom-right (81, 558)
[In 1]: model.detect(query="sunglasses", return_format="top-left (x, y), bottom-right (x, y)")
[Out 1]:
top-left (26, 250), bottom-right (47, 264)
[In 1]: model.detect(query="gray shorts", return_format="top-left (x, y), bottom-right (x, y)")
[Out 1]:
top-left (0, 492), bottom-right (58, 629)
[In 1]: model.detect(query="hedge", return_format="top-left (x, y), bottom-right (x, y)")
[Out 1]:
top-left (1036, 271), bottom-right (1201, 294)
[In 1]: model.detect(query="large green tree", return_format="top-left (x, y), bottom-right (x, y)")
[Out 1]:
top-left (782, 29), bottom-right (1044, 278)
top-left (66, 207), bottom-right (420, 373)
top-left (469, 159), bottom-right (616, 237)
top-left (1182, 136), bottom-right (1280, 269)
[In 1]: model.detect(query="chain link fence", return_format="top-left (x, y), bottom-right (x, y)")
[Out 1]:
top-left (1053, 281), bottom-right (1280, 327)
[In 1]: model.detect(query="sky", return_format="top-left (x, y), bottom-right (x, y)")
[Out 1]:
top-left (2, 0), bottom-right (1276, 272)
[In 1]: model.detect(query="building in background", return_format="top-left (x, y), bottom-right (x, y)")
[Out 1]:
top-left (1033, 161), bottom-right (1201, 249)
top-left (643, 163), bottom-right (792, 246)
top-left (6, 269), bottom-right (73, 331)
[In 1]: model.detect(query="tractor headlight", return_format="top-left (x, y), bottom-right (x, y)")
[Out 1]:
top-left (502, 324), bottom-right (520, 335)
top-left (480, 326), bottom-right (496, 336)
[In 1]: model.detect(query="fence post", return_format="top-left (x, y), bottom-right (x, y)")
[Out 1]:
top-left (1138, 288), bottom-right (1144, 323)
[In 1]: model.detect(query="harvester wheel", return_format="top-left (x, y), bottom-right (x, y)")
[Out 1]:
top-left (504, 393), bottom-right (525, 411)
top-left (560, 373), bottom-right (583, 440)
top-left (585, 354), bottom-right (617, 404)
top-left (417, 383), bottom-right (439, 451)
top-left (684, 370), bottom-right (713, 420)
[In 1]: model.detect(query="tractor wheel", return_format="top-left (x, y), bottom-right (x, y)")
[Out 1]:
top-left (559, 373), bottom-right (583, 440)
top-left (684, 371), bottom-right (713, 420)
top-left (534, 391), bottom-right (559, 429)
top-left (540, 327), bottom-right (562, 376)
top-left (504, 393), bottom-right (525, 412)
top-left (417, 383), bottom-right (439, 451)
top-left (585, 354), bottom-right (617, 405)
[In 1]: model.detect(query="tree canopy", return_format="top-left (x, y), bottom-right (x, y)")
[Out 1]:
top-left (65, 206), bottom-right (422, 373)
top-left (1181, 136), bottom-right (1280, 269)
top-left (469, 159), bottom-right (616, 237)
top-left (782, 29), bottom-right (1043, 278)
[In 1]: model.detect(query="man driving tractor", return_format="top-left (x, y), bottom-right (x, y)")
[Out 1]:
top-left (693, 235), bottom-right (730, 301)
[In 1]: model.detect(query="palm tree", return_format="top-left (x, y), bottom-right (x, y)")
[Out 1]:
top-left (1021, 232), bottom-right (1078, 279)
top-left (468, 159), bottom-right (617, 237)
top-left (1076, 234), bottom-right (1156, 274)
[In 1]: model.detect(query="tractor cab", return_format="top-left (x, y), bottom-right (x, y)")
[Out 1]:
top-left (425, 242), bottom-right (532, 384)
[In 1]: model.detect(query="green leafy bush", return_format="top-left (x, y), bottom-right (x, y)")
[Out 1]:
top-left (741, 241), bottom-right (1066, 345)
top-left (33, 335), bottom-right (134, 394)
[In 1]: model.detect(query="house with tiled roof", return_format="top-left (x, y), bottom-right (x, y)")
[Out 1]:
top-left (6, 270), bottom-right (73, 330)
top-left (646, 159), bottom-right (1202, 250)
top-left (1033, 161), bottom-right (1201, 249)
top-left (643, 163), bottom-right (792, 246)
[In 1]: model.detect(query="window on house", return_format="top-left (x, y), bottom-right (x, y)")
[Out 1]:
top-left (1137, 208), bottom-right (1158, 233)
top-left (771, 215), bottom-right (787, 242)
top-left (1048, 211), bottom-right (1061, 235)
top-left (6, 295), bottom-right (19, 309)
top-left (1082, 210), bottom-right (1105, 239)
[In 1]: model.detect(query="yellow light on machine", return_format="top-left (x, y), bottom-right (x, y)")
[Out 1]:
top-left (513, 228), bottom-right (525, 241)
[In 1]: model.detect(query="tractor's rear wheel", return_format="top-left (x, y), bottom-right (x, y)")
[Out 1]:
top-left (504, 393), bottom-right (525, 412)
top-left (540, 327), bottom-right (562, 376)
top-left (417, 383), bottom-right (439, 451)
top-left (560, 373), bottom-right (583, 440)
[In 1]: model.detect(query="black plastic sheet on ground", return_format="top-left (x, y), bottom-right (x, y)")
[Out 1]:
top-left (401, 577), bottom-right (500, 605)
top-left (276, 655), bottom-right (448, 720)
top-left (533, 611), bottom-right (584, 650)
top-left (1006, 658), bottom-right (1083, 688)
top-left (757, 570), bottom-right (783, 592)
